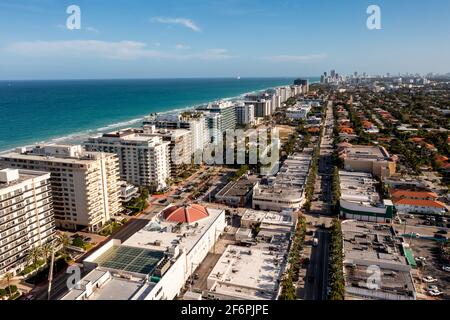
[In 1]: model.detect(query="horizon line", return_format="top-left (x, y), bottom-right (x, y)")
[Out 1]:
top-left (0, 76), bottom-right (319, 82)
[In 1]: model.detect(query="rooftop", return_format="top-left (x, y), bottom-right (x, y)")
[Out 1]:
top-left (61, 269), bottom-right (152, 301)
top-left (207, 244), bottom-right (287, 300)
top-left (2, 144), bottom-right (114, 165)
top-left (341, 220), bottom-right (416, 300)
top-left (93, 245), bottom-right (165, 275)
top-left (123, 206), bottom-right (224, 253)
top-left (0, 169), bottom-right (49, 191)
top-left (340, 144), bottom-right (391, 160)
top-left (162, 204), bottom-right (210, 224)
top-left (339, 171), bottom-right (381, 206)
top-left (215, 179), bottom-right (255, 198)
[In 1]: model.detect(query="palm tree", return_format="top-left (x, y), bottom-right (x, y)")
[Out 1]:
top-left (47, 233), bottom-right (71, 300)
top-left (26, 246), bottom-right (44, 268)
top-left (56, 232), bottom-right (71, 257)
top-left (4, 272), bottom-right (13, 298)
top-left (42, 242), bottom-right (54, 263)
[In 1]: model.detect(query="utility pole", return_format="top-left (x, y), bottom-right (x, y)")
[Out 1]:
top-left (47, 246), bottom-right (55, 300)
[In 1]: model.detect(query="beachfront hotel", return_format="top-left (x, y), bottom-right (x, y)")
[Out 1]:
top-left (0, 145), bottom-right (121, 232)
top-left (84, 129), bottom-right (171, 191)
top-left (0, 169), bottom-right (55, 276)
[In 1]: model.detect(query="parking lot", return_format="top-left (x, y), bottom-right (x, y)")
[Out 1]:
top-left (410, 239), bottom-right (450, 300)
top-left (394, 213), bottom-right (450, 239)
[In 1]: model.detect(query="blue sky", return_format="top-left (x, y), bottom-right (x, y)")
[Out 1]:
top-left (0, 0), bottom-right (449, 79)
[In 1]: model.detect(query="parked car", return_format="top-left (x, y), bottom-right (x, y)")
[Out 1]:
top-left (437, 229), bottom-right (448, 235)
top-left (428, 289), bottom-right (443, 297)
top-left (435, 234), bottom-right (448, 240)
top-left (427, 285), bottom-right (439, 291)
top-left (423, 276), bottom-right (438, 283)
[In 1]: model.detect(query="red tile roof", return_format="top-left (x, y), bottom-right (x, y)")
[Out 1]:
top-left (162, 204), bottom-right (209, 224)
top-left (391, 190), bottom-right (438, 200)
top-left (394, 199), bottom-right (446, 209)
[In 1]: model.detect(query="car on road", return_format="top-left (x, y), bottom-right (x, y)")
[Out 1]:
top-left (434, 234), bottom-right (448, 240)
top-left (423, 276), bottom-right (438, 283)
top-left (442, 265), bottom-right (450, 272)
top-left (313, 238), bottom-right (319, 247)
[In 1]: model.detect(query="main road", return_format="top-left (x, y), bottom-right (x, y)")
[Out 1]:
top-left (303, 100), bottom-right (334, 300)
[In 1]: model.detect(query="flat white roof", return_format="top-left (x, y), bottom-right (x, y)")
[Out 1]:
top-left (123, 207), bottom-right (224, 254)
top-left (207, 243), bottom-right (287, 300)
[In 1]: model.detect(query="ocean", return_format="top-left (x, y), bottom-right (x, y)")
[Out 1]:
top-left (0, 77), bottom-right (318, 152)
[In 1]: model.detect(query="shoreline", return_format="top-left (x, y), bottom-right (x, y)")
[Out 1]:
top-left (0, 80), bottom-right (311, 155)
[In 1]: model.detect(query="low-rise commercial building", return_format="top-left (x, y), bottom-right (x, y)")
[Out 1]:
top-left (205, 209), bottom-right (294, 300)
top-left (390, 189), bottom-right (448, 215)
top-left (240, 209), bottom-right (296, 232)
top-left (0, 169), bottom-right (55, 276)
top-left (338, 144), bottom-right (396, 179)
top-left (61, 204), bottom-right (225, 300)
top-left (1, 145), bottom-right (121, 232)
top-left (339, 171), bottom-right (394, 223)
top-left (342, 220), bottom-right (416, 300)
top-left (252, 153), bottom-right (311, 211)
top-left (215, 178), bottom-right (255, 207)
top-left (119, 181), bottom-right (139, 203)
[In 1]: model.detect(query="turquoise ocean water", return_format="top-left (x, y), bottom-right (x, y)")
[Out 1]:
top-left (0, 77), bottom-right (318, 152)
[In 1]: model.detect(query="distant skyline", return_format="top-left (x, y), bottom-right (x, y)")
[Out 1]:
top-left (0, 0), bottom-right (449, 80)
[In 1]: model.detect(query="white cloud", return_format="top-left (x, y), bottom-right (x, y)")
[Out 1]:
top-left (86, 26), bottom-right (100, 34)
top-left (4, 40), bottom-right (231, 61)
top-left (5, 40), bottom-right (161, 60)
top-left (263, 53), bottom-right (327, 62)
top-left (151, 17), bottom-right (201, 32)
top-left (175, 44), bottom-right (191, 50)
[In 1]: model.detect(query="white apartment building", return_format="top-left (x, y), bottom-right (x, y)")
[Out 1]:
top-left (0, 169), bottom-right (55, 276)
top-left (142, 126), bottom-right (193, 176)
top-left (0, 145), bottom-right (121, 232)
top-left (84, 130), bottom-right (171, 191)
top-left (197, 100), bottom-right (237, 132)
top-left (286, 104), bottom-right (312, 120)
top-left (235, 103), bottom-right (255, 126)
top-left (144, 112), bottom-right (208, 155)
top-left (245, 99), bottom-right (271, 118)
